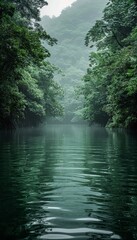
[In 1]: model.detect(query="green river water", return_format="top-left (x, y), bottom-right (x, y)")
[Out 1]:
top-left (0, 125), bottom-right (137, 240)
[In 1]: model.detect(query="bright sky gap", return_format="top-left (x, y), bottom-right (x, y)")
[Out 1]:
top-left (40, 0), bottom-right (77, 17)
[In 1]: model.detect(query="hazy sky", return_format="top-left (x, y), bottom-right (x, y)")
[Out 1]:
top-left (40, 0), bottom-right (77, 17)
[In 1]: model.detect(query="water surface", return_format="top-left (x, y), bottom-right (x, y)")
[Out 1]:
top-left (0, 125), bottom-right (137, 240)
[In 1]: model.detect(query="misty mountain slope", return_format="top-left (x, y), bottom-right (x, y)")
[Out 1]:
top-left (41, 0), bottom-right (108, 122)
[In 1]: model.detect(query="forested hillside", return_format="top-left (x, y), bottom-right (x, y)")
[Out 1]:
top-left (82, 0), bottom-right (137, 128)
top-left (41, 0), bottom-right (107, 122)
top-left (0, 0), bottom-right (62, 129)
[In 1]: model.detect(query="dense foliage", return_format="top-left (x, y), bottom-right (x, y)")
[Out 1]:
top-left (41, 0), bottom-right (107, 123)
top-left (0, 0), bottom-right (62, 129)
top-left (82, 0), bottom-right (137, 128)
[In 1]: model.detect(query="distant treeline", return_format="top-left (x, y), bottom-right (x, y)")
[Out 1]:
top-left (81, 0), bottom-right (137, 128)
top-left (0, 0), bottom-right (63, 129)
top-left (41, 0), bottom-right (107, 123)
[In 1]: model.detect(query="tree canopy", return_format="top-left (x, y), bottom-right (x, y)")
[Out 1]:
top-left (81, 0), bottom-right (137, 128)
top-left (0, 0), bottom-right (62, 129)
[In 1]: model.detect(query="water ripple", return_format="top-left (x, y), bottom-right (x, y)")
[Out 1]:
top-left (0, 125), bottom-right (137, 240)
top-left (40, 234), bottom-right (74, 239)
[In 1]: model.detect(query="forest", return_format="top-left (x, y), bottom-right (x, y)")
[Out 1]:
top-left (0, 0), bottom-right (63, 129)
top-left (1, 0), bottom-right (137, 128)
top-left (41, 0), bottom-right (107, 123)
top-left (82, 0), bottom-right (137, 128)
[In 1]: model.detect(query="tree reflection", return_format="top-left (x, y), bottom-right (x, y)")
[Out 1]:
top-left (0, 127), bottom-right (61, 239)
top-left (0, 126), bottom-right (137, 240)
top-left (82, 127), bottom-right (137, 240)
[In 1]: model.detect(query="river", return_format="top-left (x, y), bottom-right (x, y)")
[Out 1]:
top-left (0, 125), bottom-right (137, 240)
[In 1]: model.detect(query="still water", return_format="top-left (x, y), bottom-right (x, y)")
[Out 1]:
top-left (0, 125), bottom-right (137, 240)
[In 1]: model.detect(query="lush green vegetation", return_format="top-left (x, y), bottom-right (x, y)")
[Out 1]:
top-left (0, 0), bottom-right (62, 129)
top-left (41, 0), bottom-right (107, 123)
top-left (81, 0), bottom-right (137, 128)
top-left (1, 0), bottom-right (137, 128)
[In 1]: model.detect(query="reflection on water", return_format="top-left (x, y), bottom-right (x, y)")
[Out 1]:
top-left (0, 125), bottom-right (137, 240)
